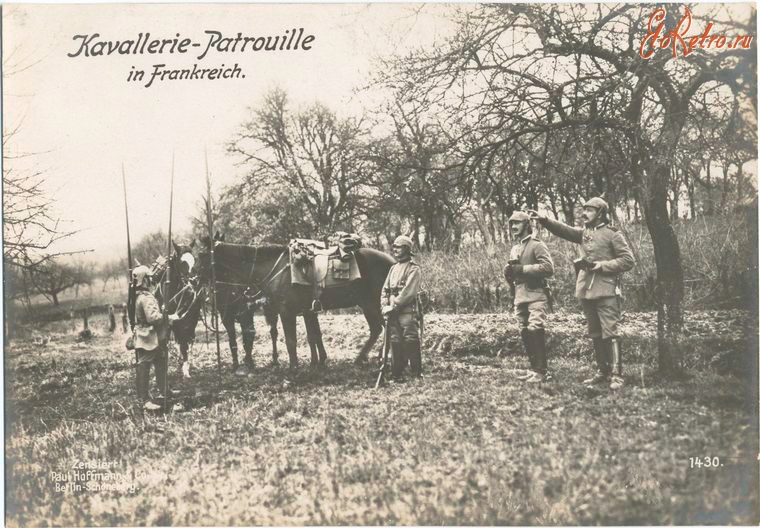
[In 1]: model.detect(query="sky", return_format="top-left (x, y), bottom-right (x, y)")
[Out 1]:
top-left (3, 3), bottom-right (458, 262)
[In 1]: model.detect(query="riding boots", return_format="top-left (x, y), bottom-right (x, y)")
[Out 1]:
top-left (531, 329), bottom-right (548, 375)
top-left (407, 341), bottom-right (422, 378)
top-left (583, 338), bottom-right (611, 384)
top-left (608, 338), bottom-right (624, 389)
top-left (391, 342), bottom-right (406, 379)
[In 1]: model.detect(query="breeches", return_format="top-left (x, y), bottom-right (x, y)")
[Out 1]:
top-left (389, 312), bottom-right (420, 344)
top-left (137, 347), bottom-right (166, 365)
top-left (514, 300), bottom-right (548, 331)
top-left (580, 297), bottom-right (621, 340)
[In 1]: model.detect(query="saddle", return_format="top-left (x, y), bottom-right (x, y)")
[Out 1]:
top-left (288, 235), bottom-right (363, 311)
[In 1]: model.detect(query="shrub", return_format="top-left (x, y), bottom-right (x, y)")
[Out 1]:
top-left (416, 213), bottom-right (755, 313)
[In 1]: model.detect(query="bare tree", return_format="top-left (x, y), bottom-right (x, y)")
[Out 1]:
top-left (228, 88), bottom-right (371, 237)
top-left (379, 3), bottom-right (756, 375)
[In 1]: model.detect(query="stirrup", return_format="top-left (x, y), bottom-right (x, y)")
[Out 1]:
top-left (311, 300), bottom-right (322, 313)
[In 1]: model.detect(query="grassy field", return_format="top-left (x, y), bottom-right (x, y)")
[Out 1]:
top-left (4, 309), bottom-right (758, 526)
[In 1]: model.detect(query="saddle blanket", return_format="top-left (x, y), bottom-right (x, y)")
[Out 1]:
top-left (289, 238), bottom-right (362, 286)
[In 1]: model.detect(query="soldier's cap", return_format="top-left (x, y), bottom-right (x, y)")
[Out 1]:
top-left (132, 265), bottom-right (152, 284)
top-left (392, 235), bottom-right (414, 249)
top-left (508, 211), bottom-right (531, 224)
top-left (583, 197), bottom-right (609, 211)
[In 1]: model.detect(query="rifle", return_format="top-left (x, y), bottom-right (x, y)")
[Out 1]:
top-left (374, 315), bottom-right (392, 389)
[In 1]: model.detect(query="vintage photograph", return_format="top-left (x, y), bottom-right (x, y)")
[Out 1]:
top-left (3, 2), bottom-right (758, 525)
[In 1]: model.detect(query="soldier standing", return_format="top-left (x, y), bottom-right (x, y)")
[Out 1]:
top-left (132, 265), bottom-right (169, 411)
top-left (381, 235), bottom-right (423, 380)
top-left (504, 211), bottom-right (555, 383)
top-left (530, 198), bottom-right (635, 390)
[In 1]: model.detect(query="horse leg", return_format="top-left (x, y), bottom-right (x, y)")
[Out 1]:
top-left (264, 304), bottom-right (279, 367)
top-left (179, 340), bottom-right (192, 378)
top-left (356, 302), bottom-right (383, 364)
top-left (240, 309), bottom-right (255, 371)
top-left (223, 317), bottom-right (240, 373)
top-left (302, 312), bottom-right (319, 366)
top-left (282, 311), bottom-right (299, 369)
top-left (305, 312), bottom-right (327, 365)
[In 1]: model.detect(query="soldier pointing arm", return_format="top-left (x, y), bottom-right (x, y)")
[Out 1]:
top-left (529, 198), bottom-right (634, 390)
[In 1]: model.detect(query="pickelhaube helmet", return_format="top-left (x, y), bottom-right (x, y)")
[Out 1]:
top-left (583, 197), bottom-right (609, 212)
top-left (583, 197), bottom-right (609, 221)
top-left (132, 265), bottom-right (152, 286)
top-left (508, 211), bottom-right (531, 224)
top-left (392, 235), bottom-right (413, 249)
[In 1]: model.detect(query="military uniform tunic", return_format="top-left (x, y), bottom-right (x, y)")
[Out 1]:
top-left (509, 235), bottom-right (554, 331)
top-left (542, 217), bottom-right (635, 339)
top-left (382, 259), bottom-right (421, 344)
top-left (135, 290), bottom-right (164, 351)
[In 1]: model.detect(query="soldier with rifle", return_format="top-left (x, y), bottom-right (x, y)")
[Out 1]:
top-left (529, 198), bottom-right (635, 390)
top-left (381, 235), bottom-right (423, 380)
top-left (503, 211), bottom-right (555, 383)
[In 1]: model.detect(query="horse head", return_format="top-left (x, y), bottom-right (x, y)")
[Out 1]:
top-left (172, 239), bottom-right (197, 280)
top-left (196, 231), bottom-right (225, 285)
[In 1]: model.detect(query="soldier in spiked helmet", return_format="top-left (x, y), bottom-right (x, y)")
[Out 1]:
top-left (504, 211), bottom-right (555, 382)
top-left (381, 235), bottom-right (423, 380)
top-left (132, 265), bottom-right (170, 411)
top-left (530, 198), bottom-right (634, 390)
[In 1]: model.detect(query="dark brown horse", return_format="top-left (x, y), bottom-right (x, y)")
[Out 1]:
top-left (151, 241), bottom-right (204, 377)
top-left (198, 239), bottom-right (394, 369)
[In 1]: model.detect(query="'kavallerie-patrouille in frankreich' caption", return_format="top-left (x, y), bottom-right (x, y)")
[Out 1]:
top-left (67, 29), bottom-right (317, 87)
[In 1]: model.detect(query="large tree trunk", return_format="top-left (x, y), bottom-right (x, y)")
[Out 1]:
top-left (643, 162), bottom-right (685, 376)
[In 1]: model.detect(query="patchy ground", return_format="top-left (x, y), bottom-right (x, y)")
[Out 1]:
top-left (5, 310), bottom-right (758, 526)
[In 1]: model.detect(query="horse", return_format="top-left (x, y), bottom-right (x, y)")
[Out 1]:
top-left (194, 234), bottom-right (280, 375)
top-left (198, 236), bottom-right (394, 369)
top-left (148, 241), bottom-right (204, 378)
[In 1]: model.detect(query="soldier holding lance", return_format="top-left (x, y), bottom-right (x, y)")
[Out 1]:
top-left (381, 235), bottom-right (423, 380)
top-left (504, 211), bottom-right (555, 383)
top-left (529, 197), bottom-right (635, 390)
top-left (131, 265), bottom-right (177, 411)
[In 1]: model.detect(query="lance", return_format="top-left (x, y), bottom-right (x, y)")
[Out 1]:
top-left (122, 163), bottom-right (138, 366)
top-left (162, 152), bottom-right (175, 413)
top-left (205, 149), bottom-right (223, 378)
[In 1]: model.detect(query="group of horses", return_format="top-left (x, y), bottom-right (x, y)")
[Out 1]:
top-left (155, 235), bottom-right (395, 376)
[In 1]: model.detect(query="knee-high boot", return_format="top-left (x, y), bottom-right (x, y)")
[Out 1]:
top-left (594, 337), bottom-right (611, 376)
top-left (521, 328), bottom-right (535, 370)
top-left (154, 348), bottom-right (168, 399)
top-left (531, 329), bottom-right (548, 375)
top-left (408, 341), bottom-right (422, 378)
top-left (136, 357), bottom-right (151, 403)
top-left (391, 342), bottom-right (406, 378)
top-left (609, 338), bottom-right (623, 377)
